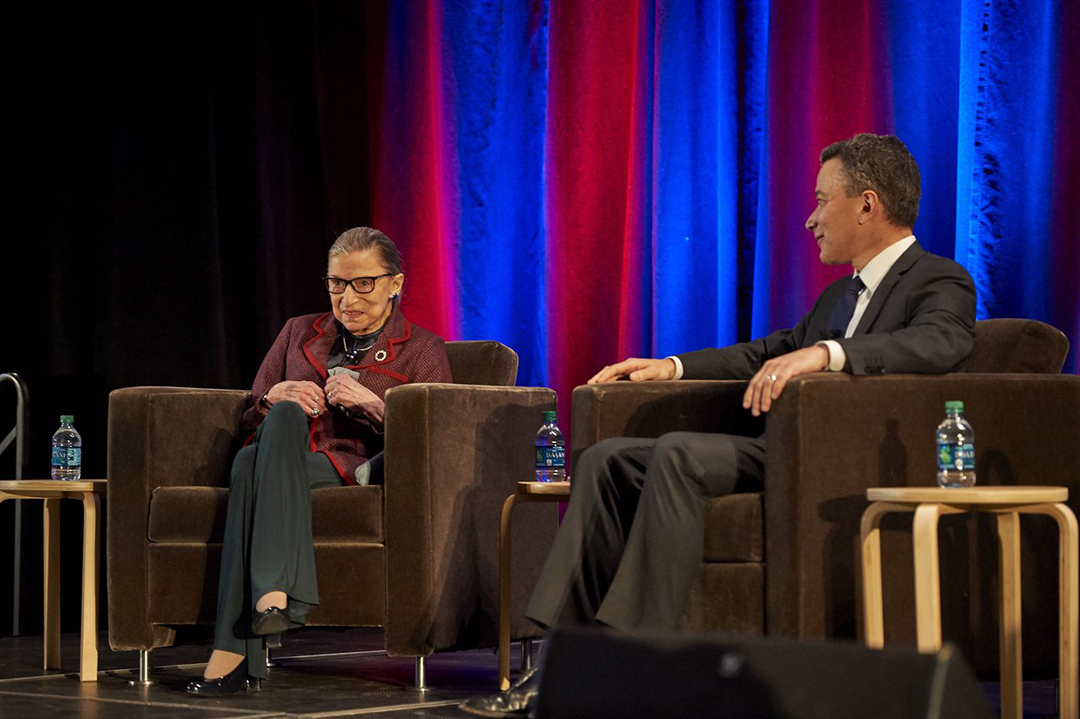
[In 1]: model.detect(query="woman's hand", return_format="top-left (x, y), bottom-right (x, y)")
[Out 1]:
top-left (325, 373), bottom-right (385, 424)
top-left (265, 380), bottom-right (327, 418)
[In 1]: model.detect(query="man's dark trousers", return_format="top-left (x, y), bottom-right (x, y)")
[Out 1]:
top-left (524, 431), bottom-right (766, 631)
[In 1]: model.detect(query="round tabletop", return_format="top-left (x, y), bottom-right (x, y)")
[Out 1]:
top-left (867, 485), bottom-right (1067, 505)
top-left (0, 479), bottom-right (107, 494)
top-left (517, 481), bottom-right (571, 496)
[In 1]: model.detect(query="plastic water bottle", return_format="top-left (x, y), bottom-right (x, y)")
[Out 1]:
top-left (936, 401), bottom-right (975, 488)
top-left (535, 410), bottom-right (566, 482)
top-left (51, 415), bottom-right (82, 481)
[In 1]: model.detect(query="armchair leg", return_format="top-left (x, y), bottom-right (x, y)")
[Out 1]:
top-left (128, 649), bottom-right (153, 686)
top-left (414, 656), bottom-right (428, 691)
top-left (521, 639), bottom-right (534, 673)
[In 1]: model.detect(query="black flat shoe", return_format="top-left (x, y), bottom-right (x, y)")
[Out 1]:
top-left (251, 606), bottom-right (290, 636)
top-left (459, 666), bottom-right (540, 717)
top-left (186, 661), bottom-right (261, 696)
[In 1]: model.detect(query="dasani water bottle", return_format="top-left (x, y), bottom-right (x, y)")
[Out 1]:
top-left (936, 401), bottom-right (975, 488)
top-left (51, 415), bottom-right (82, 481)
top-left (535, 410), bottom-right (566, 482)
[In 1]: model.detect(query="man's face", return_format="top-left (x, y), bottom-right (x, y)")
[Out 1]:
top-left (805, 158), bottom-right (864, 266)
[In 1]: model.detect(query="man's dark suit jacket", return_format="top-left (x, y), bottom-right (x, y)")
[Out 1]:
top-left (677, 241), bottom-right (977, 378)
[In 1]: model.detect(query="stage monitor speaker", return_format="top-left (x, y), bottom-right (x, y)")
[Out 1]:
top-left (537, 628), bottom-right (992, 719)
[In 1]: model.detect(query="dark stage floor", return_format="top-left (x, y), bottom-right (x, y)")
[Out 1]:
top-left (0, 628), bottom-right (526, 718)
top-left (0, 628), bottom-right (1065, 718)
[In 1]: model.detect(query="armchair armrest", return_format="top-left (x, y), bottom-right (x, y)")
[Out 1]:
top-left (106, 386), bottom-right (248, 650)
top-left (764, 373), bottom-right (1080, 648)
top-left (570, 381), bottom-right (765, 467)
top-left (383, 383), bottom-right (558, 656)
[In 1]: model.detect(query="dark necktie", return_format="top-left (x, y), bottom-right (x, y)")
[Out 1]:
top-left (827, 275), bottom-right (865, 339)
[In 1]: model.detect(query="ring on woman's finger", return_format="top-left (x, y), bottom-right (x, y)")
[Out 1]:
top-left (328, 390), bottom-right (335, 399)
top-left (766, 374), bottom-right (778, 381)
top-left (311, 407), bottom-right (320, 417)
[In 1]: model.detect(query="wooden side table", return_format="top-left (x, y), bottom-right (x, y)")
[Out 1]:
top-left (860, 486), bottom-right (1078, 719)
top-left (0, 479), bottom-right (107, 682)
top-left (498, 481), bottom-right (570, 690)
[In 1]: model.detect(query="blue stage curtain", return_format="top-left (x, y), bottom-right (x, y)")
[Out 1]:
top-left (374, 0), bottom-right (1079, 412)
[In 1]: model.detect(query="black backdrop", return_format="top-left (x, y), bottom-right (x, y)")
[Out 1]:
top-left (3, 3), bottom-right (389, 637)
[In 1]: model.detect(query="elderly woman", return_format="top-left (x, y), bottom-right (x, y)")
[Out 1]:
top-left (187, 227), bottom-right (452, 696)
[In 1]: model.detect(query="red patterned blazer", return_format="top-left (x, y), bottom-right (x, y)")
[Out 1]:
top-left (240, 306), bottom-right (452, 484)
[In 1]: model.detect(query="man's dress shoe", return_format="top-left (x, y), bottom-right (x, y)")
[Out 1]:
top-left (251, 606), bottom-right (290, 636)
top-left (186, 661), bottom-right (260, 696)
top-left (459, 666), bottom-right (540, 717)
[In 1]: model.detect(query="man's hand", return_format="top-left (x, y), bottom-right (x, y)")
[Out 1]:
top-left (588, 358), bottom-right (677, 384)
top-left (743, 345), bottom-right (830, 417)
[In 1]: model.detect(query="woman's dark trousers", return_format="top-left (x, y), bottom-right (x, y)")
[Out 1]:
top-left (212, 401), bottom-right (342, 679)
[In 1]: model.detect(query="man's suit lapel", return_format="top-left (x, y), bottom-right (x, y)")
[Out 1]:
top-left (852, 242), bottom-right (925, 336)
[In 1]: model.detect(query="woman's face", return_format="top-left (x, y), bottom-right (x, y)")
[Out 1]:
top-left (327, 249), bottom-right (404, 335)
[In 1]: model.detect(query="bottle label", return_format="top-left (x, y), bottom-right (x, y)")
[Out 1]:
top-left (937, 442), bottom-right (974, 471)
top-left (52, 447), bottom-right (81, 468)
top-left (536, 446), bottom-right (565, 469)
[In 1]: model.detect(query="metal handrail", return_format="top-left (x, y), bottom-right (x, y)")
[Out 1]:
top-left (1, 372), bottom-right (29, 636)
top-left (0, 373), bottom-right (28, 478)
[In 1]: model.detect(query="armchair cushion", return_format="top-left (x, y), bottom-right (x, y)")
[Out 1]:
top-left (148, 485), bottom-right (384, 543)
top-left (703, 493), bottom-right (763, 562)
top-left (447, 340), bottom-right (519, 386)
top-left (962, 318), bottom-right (1069, 373)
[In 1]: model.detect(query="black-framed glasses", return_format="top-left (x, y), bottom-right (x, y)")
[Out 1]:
top-left (323, 274), bottom-right (394, 294)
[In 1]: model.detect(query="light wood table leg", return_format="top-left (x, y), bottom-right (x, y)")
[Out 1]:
top-left (909, 503), bottom-right (967, 654)
top-left (43, 498), bottom-right (61, 671)
top-left (1028, 503), bottom-right (1078, 719)
top-left (80, 492), bottom-right (100, 681)
top-left (860, 502), bottom-right (907, 649)
top-left (912, 503), bottom-right (943, 653)
top-left (498, 494), bottom-right (521, 691)
top-left (996, 511), bottom-right (1023, 719)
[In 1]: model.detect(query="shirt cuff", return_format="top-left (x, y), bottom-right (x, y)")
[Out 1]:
top-left (817, 340), bottom-right (846, 372)
top-left (666, 356), bottom-right (684, 380)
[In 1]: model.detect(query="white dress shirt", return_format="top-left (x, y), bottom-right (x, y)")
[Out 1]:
top-left (667, 235), bottom-right (917, 378)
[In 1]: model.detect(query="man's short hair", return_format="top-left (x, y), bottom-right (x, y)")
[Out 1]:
top-left (820, 134), bottom-right (921, 229)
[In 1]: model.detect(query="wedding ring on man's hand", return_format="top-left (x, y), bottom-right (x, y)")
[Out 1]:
top-left (766, 374), bottom-right (778, 381)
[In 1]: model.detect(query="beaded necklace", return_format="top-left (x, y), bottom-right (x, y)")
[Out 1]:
top-left (342, 328), bottom-right (382, 365)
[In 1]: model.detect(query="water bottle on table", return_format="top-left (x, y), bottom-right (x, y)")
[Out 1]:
top-left (535, 410), bottom-right (566, 482)
top-left (51, 414), bottom-right (82, 481)
top-left (936, 400), bottom-right (975, 488)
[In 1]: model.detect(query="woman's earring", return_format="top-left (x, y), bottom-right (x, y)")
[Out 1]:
top-left (391, 292), bottom-right (399, 300)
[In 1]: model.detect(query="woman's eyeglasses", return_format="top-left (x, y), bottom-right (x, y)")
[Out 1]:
top-left (323, 274), bottom-right (393, 294)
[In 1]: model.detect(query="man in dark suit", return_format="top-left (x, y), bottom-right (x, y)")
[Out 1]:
top-left (461, 134), bottom-right (976, 717)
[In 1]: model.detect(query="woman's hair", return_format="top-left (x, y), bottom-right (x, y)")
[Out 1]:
top-left (327, 227), bottom-right (403, 275)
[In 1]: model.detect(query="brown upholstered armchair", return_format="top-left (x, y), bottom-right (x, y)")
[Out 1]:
top-left (106, 341), bottom-right (558, 685)
top-left (571, 319), bottom-right (1078, 676)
